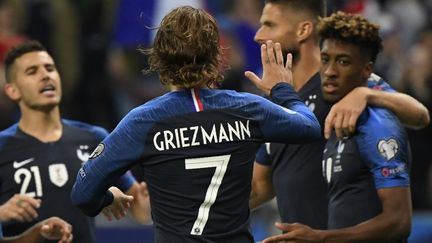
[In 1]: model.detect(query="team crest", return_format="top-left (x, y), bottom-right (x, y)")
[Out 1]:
top-left (89, 143), bottom-right (105, 159)
top-left (378, 138), bottom-right (399, 161)
top-left (49, 164), bottom-right (69, 187)
top-left (76, 145), bottom-right (91, 162)
top-left (305, 94), bottom-right (317, 112)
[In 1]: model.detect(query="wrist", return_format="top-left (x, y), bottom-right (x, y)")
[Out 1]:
top-left (315, 230), bottom-right (327, 242)
top-left (361, 86), bottom-right (374, 104)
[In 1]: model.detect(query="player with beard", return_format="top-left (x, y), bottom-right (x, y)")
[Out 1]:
top-left (261, 11), bottom-right (412, 243)
top-left (249, 0), bottom-right (429, 231)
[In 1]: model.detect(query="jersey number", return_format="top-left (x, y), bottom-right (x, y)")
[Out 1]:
top-left (14, 166), bottom-right (43, 197)
top-left (185, 154), bottom-right (231, 235)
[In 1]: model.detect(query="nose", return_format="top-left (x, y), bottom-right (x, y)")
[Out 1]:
top-left (40, 68), bottom-right (52, 82)
top-left (254, 27), bottom-right (265, 44)
top-left (323, 62), bottom-right (337, 78)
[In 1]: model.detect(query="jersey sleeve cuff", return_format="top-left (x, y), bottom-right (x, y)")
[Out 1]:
top-left (270, 82), bottom-right (302, 106)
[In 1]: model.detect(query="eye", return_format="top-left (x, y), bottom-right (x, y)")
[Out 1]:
top-left (45, 64), bottom-right (56, 72)
top-left (338, 59), bottom-right (350, 65)
top-left (320, 56), bottom-right (329, 64)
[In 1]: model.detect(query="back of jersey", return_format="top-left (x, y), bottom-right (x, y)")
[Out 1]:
top-left (145, 108), bottom-right (260, 242)
top-left (72, 84), bottom-right (320, 243)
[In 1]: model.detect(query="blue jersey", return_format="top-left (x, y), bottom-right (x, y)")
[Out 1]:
top-left (72, 83), bottom-right (320, 243)
top-left (323, 106), bottom-right (410, 239)
top-left (0, 120), bottom-right (134, 243)
top-left (255, 73), bottom-right (395, 229)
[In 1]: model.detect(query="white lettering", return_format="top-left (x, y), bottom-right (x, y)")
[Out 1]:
top-left (240, 120), bottom-right (251, 139)
top-left (190, 126), bottom-right (200, 146)
top-left (202, 125), bottom-right (217, 144)
top-left (164, 130), bottom-right (176, 150)
top-left (219, 124), bottom-right (229, 142)
top-left (153, 132), bottom-right (164, 151)
top-left (179, 127), bottom-right (190, 148)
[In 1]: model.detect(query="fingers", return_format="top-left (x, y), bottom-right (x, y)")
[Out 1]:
top-left (275, 43), bottom-right (284, 65)
top-left (244, 71), bottom-right (262, 87)
top-left (348, 112), bottom-right (358, 134)
top-left (40, 217), bottom-right (73, 242)
top-left (102, 208), bottom-right (113, 221)
top-left (0, 194), bottom-right (40, 222)
top-left (17, 199), bottom-right (40, 221)
top-left (260, 233), bottom-right (292, 243)
top-left (266, 41), bottom-right (276, 65)
top-left (260, 43), bottom-right (268, 67)
top-left (324, 109), bottom-right (335, 139)
top-left (285, 53), bottom-right (293, 70)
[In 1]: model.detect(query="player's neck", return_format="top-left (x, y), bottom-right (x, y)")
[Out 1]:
top-left (292, 43), bottom-right (321, 91)
top-left (18, 106), bottom-right (63, 143)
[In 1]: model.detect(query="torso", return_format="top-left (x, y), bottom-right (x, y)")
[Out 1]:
top-left (0, 120), bottom-right (107, 243)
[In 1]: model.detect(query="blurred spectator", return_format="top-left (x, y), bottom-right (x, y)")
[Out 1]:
top-left (0, 0), bottom-right (26, 130)
top-left (398, 26), bottom-right (432, 209)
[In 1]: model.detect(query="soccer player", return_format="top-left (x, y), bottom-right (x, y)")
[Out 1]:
top-left (249, 0), bottom-right (429, 230)
top-left (71, 6), bottom-right (320, 243)
top-left (0, 40), bottom-right (150, 243)
top-left (261, 11), bottom-right (412, 243)
top-left (0, 217), bottom-right (72, 243)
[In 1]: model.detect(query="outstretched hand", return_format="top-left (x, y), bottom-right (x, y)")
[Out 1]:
top-left (102, 187), bottom-right (134, 220)
top-left (245, 40), bottom-right (293, 96)
top-left (260, 222), bottom-right (322, 243)
top-left (39, 217), bottom-right (73, 243)
top-left (128, 181), bottom-right (152, 224)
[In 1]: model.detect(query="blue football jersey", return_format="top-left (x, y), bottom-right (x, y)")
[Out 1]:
top-left (0, 120), bottom-right (135, 243)
top-left (254, 73), bottom-right (395, 230)
top-left (72, 83), bottom-right (320, 242)
top-left (323, 106), bottom-right (410, 234)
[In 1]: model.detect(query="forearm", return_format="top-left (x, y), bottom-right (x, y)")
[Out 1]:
top-left (249, 179), bottom-right (275, 210)
top-left (367, 88), bottom-right (430, 129)
top-left (2, 223), bottom-right (44, 243)
top-left (249, 189), bottom-right (274, 210)
top-left (320, 208), bottom-right (411, 242)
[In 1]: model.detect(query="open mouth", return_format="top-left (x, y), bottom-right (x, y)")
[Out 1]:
top-left (322, 82), bottom-right (338, 93)
top-left (39, 84), bottom-right (56, 94)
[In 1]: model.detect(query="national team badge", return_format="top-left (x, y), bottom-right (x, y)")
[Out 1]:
top-left (49, 164), bottom-right (69, 187)
top-left (76, 145), bottom-right (91, 162)
top-left (89, 143), bottom-right (105, 159)
top-left (378, 138), bottom-right (399, 161)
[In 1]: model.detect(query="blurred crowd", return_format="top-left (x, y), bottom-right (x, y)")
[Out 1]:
top-left (0, 0), bottom-right (431, 220)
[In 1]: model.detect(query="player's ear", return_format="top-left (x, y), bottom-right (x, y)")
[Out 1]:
top-left (362, 61), bottom-right (374, 80)
top-left (297, 20), bottom-right (313, 43)
top-left (4, 82), bottom-right (21, 101)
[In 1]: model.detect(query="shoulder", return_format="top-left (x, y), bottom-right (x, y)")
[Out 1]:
top-left (0, 123), bottom-right (19, 149)
top-left (367, 73), bottom-right (396, 92)
top-left (356, 107), bottom-right (407, 158)
top-left (359, 107), bottom-right (403, 132)
top-left (62, 119), bottom-right (109, 140)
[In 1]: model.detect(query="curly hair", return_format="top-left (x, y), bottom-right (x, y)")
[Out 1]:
top-left (317, 11), bottom-right (383, 62)
top-left (142, 6), bottom-right (223, 89)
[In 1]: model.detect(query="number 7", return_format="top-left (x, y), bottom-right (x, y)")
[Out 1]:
top-left (185, 154), bottom-right (231, 235)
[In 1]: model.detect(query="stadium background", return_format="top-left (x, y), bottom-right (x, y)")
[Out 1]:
top-left (0, 0), bottom-right (431, 242)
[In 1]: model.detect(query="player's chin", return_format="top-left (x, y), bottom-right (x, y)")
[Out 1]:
top-left (322, 92), bottom-right (341, 104)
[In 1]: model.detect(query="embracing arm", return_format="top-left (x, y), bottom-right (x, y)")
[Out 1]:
top-left (325, 86), bottom-right (430, 139)
top-left (366, 88), bottom-right (429, 129)
top-left (261, 187), bottom-right (412, 243)
top-left (250, 162), bottom-right (275, 210)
